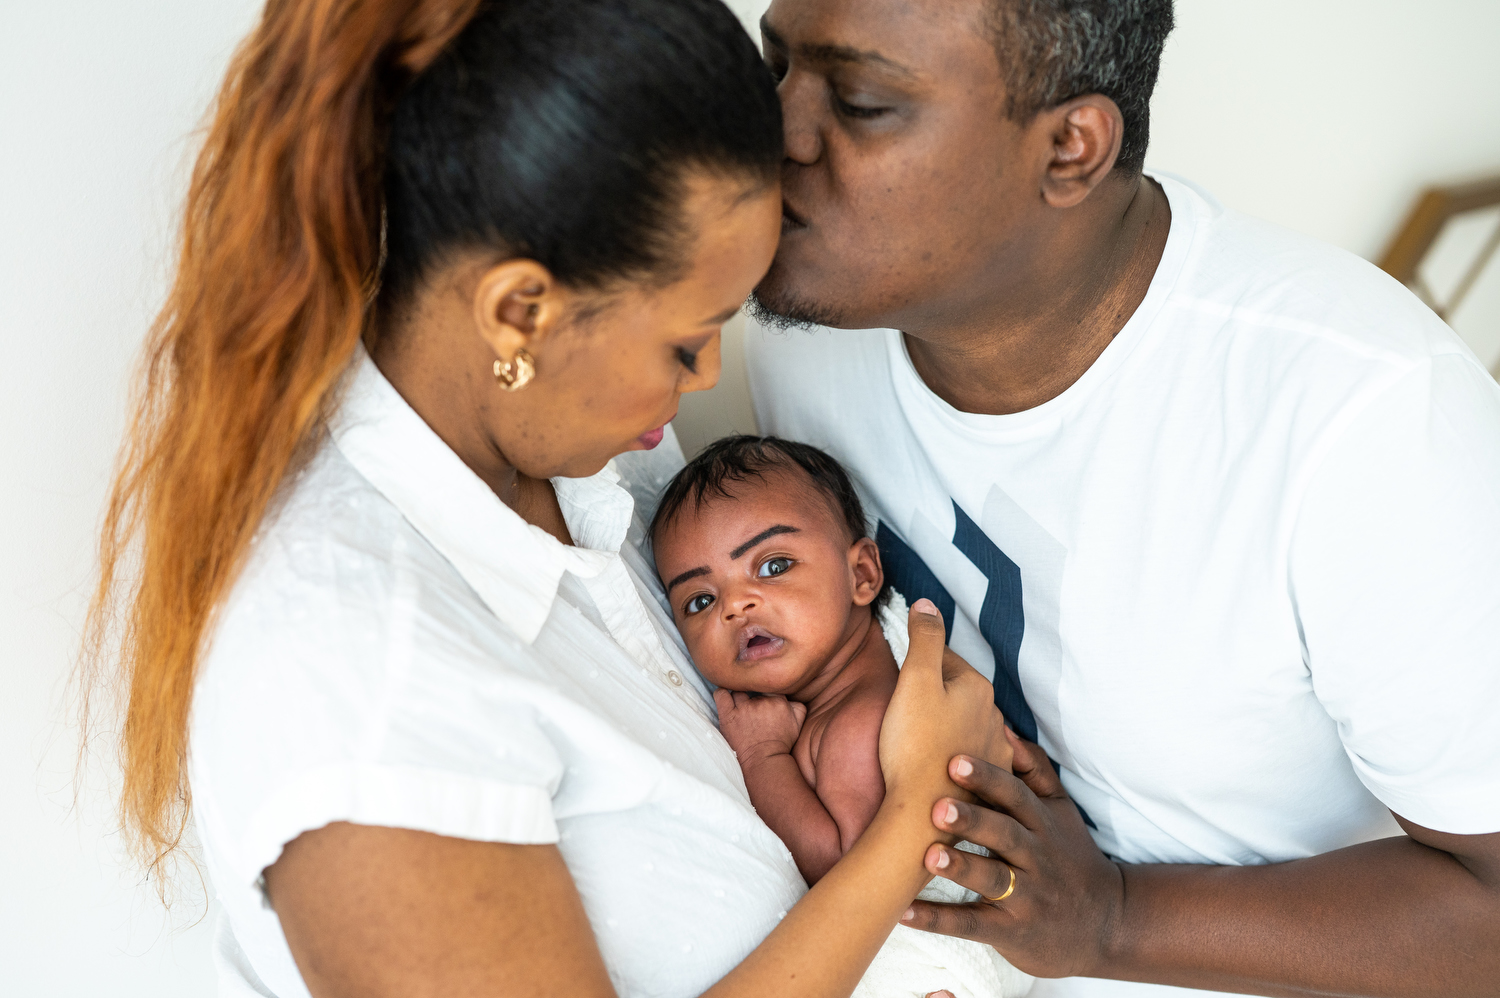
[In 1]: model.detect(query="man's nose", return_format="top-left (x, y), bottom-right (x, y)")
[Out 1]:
top-left (778, 71), bottom-right (823, 165)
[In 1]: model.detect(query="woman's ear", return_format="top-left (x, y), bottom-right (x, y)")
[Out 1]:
top-left (1036, 94), bottom-right (1124, 209)
top-left (849, 536), bottom-right (884, 608)
top-left (472, 258), bottom-right (565, 363)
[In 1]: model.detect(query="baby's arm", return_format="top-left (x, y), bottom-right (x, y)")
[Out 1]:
top-left (715, 690), bottom-right (845, 884)
top-left (805, 696), bottom-right (887, 857)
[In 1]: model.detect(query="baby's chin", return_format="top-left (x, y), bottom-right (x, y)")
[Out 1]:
top-left (701, 656), bottom-right (818, 698)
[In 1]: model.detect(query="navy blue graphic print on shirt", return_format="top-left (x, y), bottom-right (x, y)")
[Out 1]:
top-left (876, 503), bottom-right (1038, 743)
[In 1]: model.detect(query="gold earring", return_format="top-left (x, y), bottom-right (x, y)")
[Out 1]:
top-left (493, 348), bottom-right (536, 392)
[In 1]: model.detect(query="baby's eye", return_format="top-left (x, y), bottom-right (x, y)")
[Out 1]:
top-left (758, 557), bottom-right (793, 578)
top-left (684, 593), bottom-right (715, 615)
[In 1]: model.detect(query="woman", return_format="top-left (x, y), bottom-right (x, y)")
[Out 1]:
top-left (83, 0), bottom-right (1009, 995)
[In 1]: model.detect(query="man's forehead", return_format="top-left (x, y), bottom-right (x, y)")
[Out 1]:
top-left (763, 0), bottom-right (990, 73)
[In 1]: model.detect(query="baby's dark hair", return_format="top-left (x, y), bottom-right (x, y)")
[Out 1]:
top-left (652, 435), bottom-right (889, 606)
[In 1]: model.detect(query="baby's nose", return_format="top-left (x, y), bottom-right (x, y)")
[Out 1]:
top-left (724, 594), bottom-right (758, 617)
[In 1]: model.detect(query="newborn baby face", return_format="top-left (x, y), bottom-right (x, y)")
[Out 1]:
top-left (653, 467), bottom-right (871, 697)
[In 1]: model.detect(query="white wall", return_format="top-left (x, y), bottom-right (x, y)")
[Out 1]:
top-left (2, 1), bottom-right (1496, 994)
top-left (1, 2), bottom-right (262, 993)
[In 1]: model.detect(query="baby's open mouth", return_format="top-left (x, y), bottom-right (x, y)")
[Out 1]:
top-left (737, 624), bottom-right (786, 662)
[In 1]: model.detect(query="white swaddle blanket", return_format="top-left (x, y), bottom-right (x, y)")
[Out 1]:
top-left (853, 593), bottom-right (1035, 998)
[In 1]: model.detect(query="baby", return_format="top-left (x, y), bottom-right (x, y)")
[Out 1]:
top-left (651, 435), bottom-right (1032, 998)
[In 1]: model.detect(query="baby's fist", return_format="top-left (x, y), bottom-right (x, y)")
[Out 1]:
top-left (714, 689), bottom-right (807, 763)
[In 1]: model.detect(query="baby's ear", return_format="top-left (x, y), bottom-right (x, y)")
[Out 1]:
top-left (849, 536), bottom-right (884, 607)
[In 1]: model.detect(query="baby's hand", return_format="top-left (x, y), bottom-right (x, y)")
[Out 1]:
top-left (714, 689), bottom-right (808, 764)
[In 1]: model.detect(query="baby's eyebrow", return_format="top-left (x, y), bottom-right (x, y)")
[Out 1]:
top-left (665, 566), bottom-right (711, 594)
top-left (730, 524), bottom-right (799, 560)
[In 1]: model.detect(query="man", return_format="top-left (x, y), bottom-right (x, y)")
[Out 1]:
top-left (741, 0), bottom-right (1500, 994)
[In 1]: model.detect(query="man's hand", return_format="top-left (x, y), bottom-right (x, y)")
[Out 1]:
top-left (901, 730), bottom-right (1500, 996)
top-left (714, 689), bottom-right (807, 765)
top-left (900, 728), bottom-right (1123, 978)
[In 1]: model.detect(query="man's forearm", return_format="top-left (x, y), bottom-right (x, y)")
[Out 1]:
top-left (1102, 833), bottom-right (1500, 997)
top-left (741, 751), bottom-right (845, 884)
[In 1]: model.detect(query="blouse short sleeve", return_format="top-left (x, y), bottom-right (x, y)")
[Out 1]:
top-left (189, 454), bottom-right (568, 895)
top-left (1289, 352), bottom-right (1500, 834)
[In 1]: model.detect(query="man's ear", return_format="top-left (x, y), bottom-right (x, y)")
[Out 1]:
top-left (1036, 94), bottom-right (1124, 209)
top-left (849, 537), bottom-right (884, 608)
top-left (472, 258), bottom-right (566, 364)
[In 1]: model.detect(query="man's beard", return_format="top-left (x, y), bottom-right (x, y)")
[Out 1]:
top-left (744, 287), bottom-right (848, 332)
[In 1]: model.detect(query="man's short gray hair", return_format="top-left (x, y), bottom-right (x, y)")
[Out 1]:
top-left (987, 0), bottom-right (1174, 173)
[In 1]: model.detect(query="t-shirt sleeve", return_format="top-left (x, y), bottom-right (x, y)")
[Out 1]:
top-left (1289, 353), bottom-right (1500, 834)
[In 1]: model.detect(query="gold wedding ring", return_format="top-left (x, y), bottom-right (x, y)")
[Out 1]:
top-left (982, 863), bottom-right (1017, 903)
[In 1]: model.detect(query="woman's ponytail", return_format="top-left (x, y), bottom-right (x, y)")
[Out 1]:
top-left (82, 0), bottom-right (482, 886)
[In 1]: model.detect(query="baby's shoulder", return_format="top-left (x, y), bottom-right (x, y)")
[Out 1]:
top-left (805, 684), bottom-right (887, 772)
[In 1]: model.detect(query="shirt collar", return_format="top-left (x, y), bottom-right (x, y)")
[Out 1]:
top-left (329, 348), bottom-right (636, 644)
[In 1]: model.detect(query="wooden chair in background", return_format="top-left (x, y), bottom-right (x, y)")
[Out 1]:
top-left (1378, 176), bottom-right (1500, 378)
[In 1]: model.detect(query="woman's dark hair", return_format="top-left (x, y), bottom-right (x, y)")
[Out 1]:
top-left (84, 0), bottom-right (780, 890)
top-left (382, 0), bottom-right (783, 302)
top-left (652, 435), bottom-right (890, 606)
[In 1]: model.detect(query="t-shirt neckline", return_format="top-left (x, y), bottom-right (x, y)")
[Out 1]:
top-left (886, 172), bottom-right (1197, 439)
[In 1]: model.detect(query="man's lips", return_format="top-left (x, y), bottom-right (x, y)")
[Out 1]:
top-left (737, 624), bottom-right (786, 662)
top-left (781, 199), bottom-right (809, 231)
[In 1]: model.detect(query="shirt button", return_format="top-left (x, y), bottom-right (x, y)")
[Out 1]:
top-left (667, 670), bottom-right (684, 687)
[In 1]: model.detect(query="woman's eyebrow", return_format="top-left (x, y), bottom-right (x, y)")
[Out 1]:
top-left (666, 566), bottom-right (711, 593)
top-left (730, 524), bottom-right (799, 559)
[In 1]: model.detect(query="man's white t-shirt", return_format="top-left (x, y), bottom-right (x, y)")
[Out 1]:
top-left (744, 173), bottom-right (1500, 998)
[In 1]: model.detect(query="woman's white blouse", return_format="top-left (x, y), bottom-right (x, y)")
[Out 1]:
top-left (189, 353), bottom-right (807, 998)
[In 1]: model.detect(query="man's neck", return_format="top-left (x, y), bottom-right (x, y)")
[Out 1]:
top-left (903, 174), bottom-right (1171, 416)
top-left (789, 605), bottom-right (898, 714)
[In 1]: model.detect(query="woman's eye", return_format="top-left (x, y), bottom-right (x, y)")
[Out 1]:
top-left (758, 557), bottom-right (793, 578)
top-left (676, 346), bottom-right (699, 373)
top-left (684, 593), bottom-right (715, 615)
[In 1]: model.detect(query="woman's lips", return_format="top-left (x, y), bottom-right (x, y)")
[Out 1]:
top-left (636, 426), bottom-right (665, 450)
top-left (737, 624), bottom-right (786, 662)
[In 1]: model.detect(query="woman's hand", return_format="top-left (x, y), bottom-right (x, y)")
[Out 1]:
top-left (900, 730), bottom-right (1125, 979)
top-left (878, 599), bottom-right (1012, 811)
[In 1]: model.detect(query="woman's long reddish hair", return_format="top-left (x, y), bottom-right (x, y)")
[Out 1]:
top-left (81, 0), bottom-right (482, 883)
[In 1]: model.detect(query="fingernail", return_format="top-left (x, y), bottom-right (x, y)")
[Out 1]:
top-left (913, 598), bottom-right (938, 616)
top-left (1005, 723), bottom-right (1017, 738)
top-left (953, 756), bottom-right (974, 778)
top-left (901, 907), bottom-right (914, 922)
top-left (943, 802), bottom-right (958, 825)
top-left (934, 848), bottom-right (950, 870)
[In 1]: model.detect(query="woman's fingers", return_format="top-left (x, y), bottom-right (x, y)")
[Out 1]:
top-left (902, 598), bottom-right (947, 683)
top-left (948, 755), bottom-right (1048, 831)
top-left (931, 798), bottom-right (1035, 867)
top-left (925, 992), bottom-right (956, 998)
